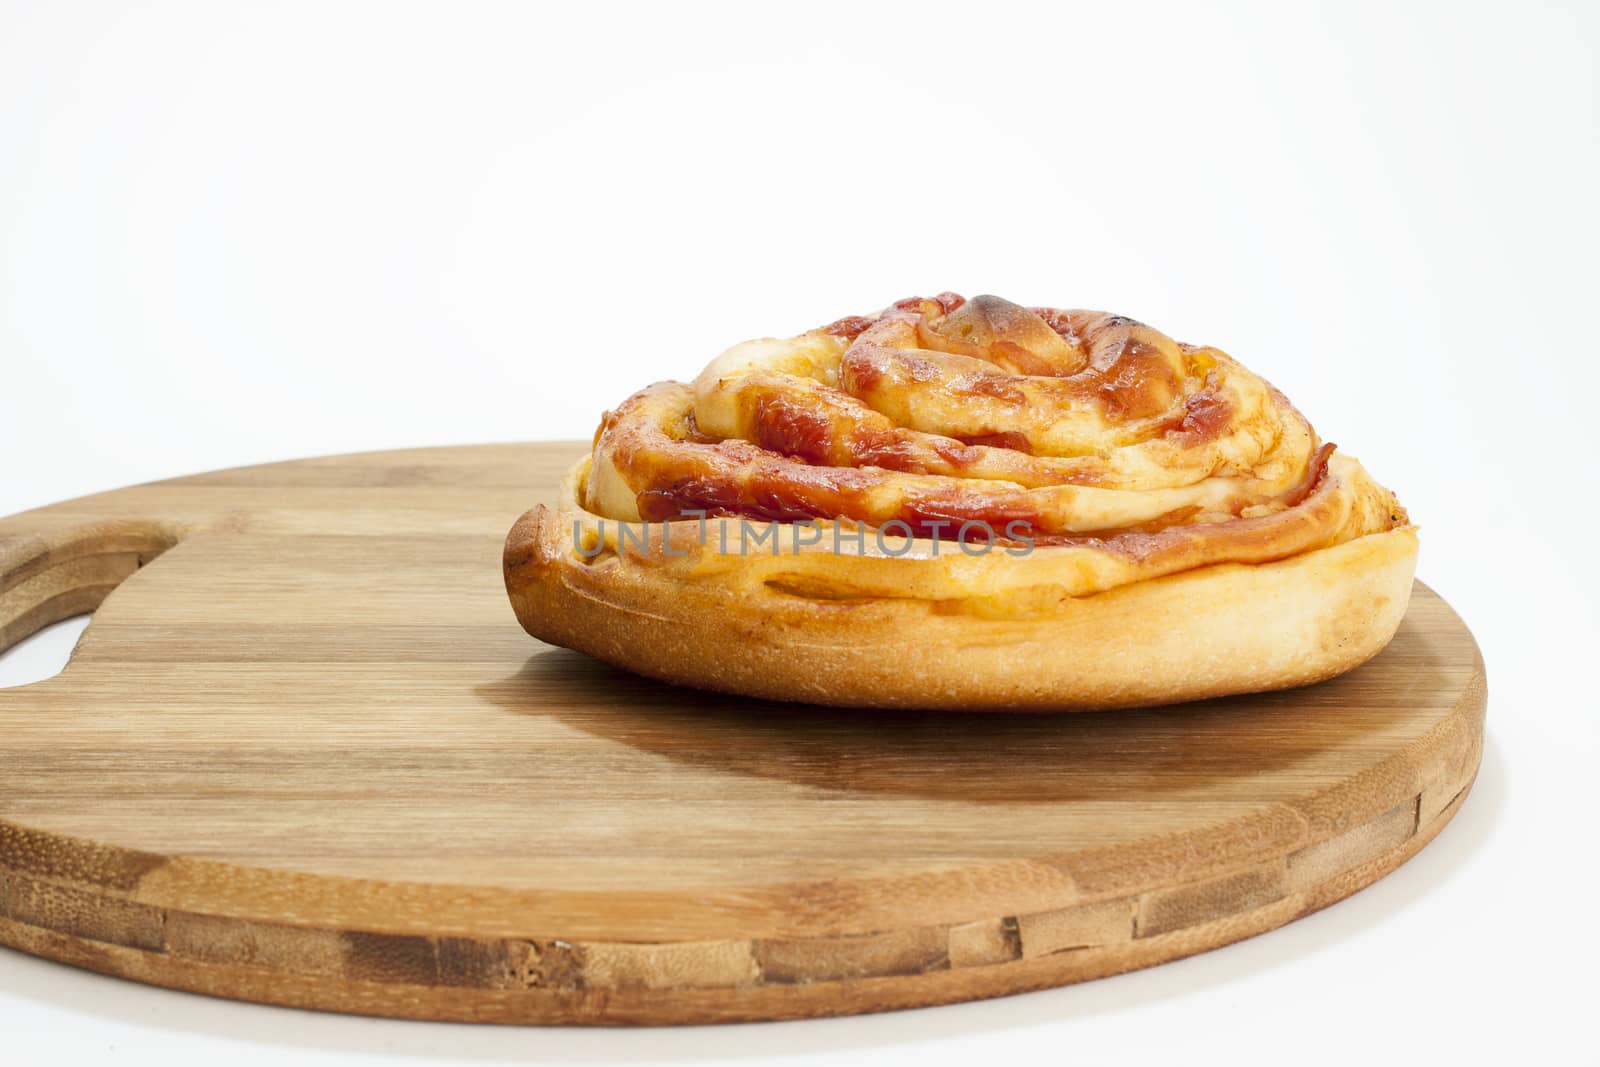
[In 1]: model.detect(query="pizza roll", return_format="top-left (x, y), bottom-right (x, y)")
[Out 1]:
top-left (505, 293), bottom-right (1415, 709)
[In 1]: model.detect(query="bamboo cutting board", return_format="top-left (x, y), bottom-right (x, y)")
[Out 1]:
top-left (0, 443), bottom-right (1485, 1025)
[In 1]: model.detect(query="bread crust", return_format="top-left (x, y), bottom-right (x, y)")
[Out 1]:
top-left (504, 293), bottom-right (1417, 710)
top-left (504, 460), bottom-right (1418, 711)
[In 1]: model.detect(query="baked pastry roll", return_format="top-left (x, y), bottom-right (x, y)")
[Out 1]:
top-left (504, 293), bottom-right (1415, 709)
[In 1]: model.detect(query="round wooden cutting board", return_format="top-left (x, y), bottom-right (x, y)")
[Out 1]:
top-left (0, 443), bottom-right (1485, 1025)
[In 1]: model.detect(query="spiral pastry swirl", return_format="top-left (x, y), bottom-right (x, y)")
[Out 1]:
top-left (505, 292), bottom-right (1417, 709)
top-left (582, 293), bottom-right (1405, 597)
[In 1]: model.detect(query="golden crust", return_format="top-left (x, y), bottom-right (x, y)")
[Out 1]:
top-left (504, 293), bottom-right (1417, 709)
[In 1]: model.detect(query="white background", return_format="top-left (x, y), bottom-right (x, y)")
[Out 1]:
top-left (1, 1), bottom-right (1595, 1064)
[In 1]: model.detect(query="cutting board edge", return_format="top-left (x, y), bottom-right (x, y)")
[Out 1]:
top-left (0, 765), bottom-right (1477, 1024)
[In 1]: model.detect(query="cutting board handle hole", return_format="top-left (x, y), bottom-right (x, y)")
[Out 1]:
top-left (0, 518), bottom-right (182, 686)
top-left (0, 612), bottom-right (92, 688)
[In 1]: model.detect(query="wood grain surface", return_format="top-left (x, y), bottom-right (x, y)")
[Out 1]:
top-left (0, 443), bottom-right (1486, 1024)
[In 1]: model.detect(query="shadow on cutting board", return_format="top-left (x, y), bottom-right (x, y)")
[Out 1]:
top-left (477, 625), bottom-right (1448, 804)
